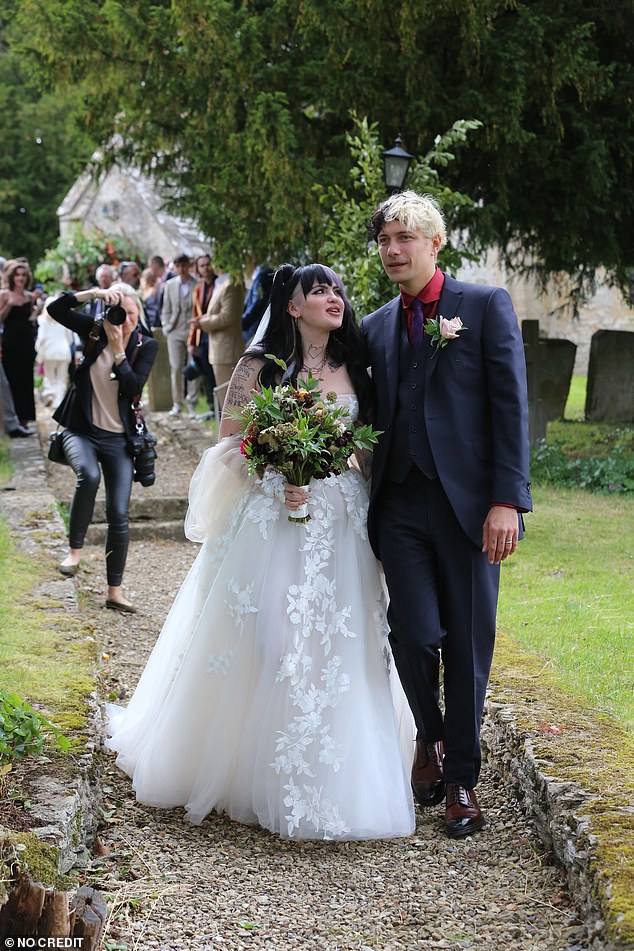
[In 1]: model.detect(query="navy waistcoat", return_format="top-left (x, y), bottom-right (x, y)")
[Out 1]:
top-left (386, 317), bottom-right (438, 482)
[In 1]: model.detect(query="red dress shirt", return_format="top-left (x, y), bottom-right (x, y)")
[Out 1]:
top-left (400, 266), bottom-right (445, 344)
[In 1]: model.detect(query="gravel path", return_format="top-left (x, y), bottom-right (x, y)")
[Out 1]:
top-left (43, 408), bottom-right (590, 950)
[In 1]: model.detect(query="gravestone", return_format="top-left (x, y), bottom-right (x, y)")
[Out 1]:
top-left (522, 321), bottom-right (547, 445)
top-left (585, 330), bottom-right (634, 422)
top-left (523, 323), bottom-right (577, 444)
top-left (146, 328), bottom-right (172, 412)
top-left (537, 339), bottom-right (577, 421)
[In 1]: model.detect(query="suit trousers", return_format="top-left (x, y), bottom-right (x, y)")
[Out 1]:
top-left (165, 332), bottom-right (188, 408)
top-left (62, 429), bottom-right (133, 587)
top-left (376, 468), bottom-right (500, 788)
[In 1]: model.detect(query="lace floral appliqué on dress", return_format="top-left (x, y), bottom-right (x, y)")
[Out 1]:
top-left (106, 400), bottom-right (415, 840)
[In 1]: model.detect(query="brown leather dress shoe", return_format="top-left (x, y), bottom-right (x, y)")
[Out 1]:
top-left (444, 784), bottom-right (485, 837)
top-left (411, 740), bottom-right (445, 807)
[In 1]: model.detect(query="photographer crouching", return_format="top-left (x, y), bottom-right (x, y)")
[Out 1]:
top-left (48, 283), bottom-right (158, 613)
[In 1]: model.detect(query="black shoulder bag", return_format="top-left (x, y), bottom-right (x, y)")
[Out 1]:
top-left (127, 337), bottom-right (158, 487)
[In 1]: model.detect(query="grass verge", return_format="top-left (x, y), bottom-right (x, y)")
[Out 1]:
top-left (0, 516), bottom-right (96, 740)
top-left (498, 485), bottom-right (633, 731)
top-left (0, 439), bottom-right (95, 746)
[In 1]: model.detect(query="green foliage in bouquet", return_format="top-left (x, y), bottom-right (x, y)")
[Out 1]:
top-left (234, 356), bottom-right (381, 488)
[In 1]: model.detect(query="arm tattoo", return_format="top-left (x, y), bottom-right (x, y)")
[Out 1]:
top-left (224, 357), bottom-right (262, 410)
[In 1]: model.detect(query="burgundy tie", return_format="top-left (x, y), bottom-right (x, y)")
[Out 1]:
top-left (410, 297), bottom-right (424, 350)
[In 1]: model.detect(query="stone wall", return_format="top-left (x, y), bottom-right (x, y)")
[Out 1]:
top-left (457, 252), bottom-right (634, 375)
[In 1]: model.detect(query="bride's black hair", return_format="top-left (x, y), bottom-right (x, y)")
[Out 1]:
top-left (245, 263), bottom-right (374, 421)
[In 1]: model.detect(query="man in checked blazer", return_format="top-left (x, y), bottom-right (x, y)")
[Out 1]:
top-left (360, 191), bottom-right (532, 838)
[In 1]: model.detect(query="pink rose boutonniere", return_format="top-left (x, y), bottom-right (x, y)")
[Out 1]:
top-left (424, 315), bottom-right (468, 353)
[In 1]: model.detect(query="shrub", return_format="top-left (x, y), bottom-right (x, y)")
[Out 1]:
top-left (35, 224), bottom-right (142, 292)
top-left (0, 690), bottom-right (69, 763)
top-left (531, 436), bottom-right (634, 493)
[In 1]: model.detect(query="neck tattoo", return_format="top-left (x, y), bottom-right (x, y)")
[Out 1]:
top-left (302, 353), bottom-right (342, 375)
top-left (302, 342), bottom-right (342, 375)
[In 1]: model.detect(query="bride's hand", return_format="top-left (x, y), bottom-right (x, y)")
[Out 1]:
top-left (284, 483), bottom-right (310, 511)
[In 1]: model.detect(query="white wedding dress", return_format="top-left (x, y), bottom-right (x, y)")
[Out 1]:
top-left (107, 397), bottom-right (415, 840)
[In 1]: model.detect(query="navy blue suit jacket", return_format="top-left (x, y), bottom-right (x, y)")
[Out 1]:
top-left (360, 274), bottom-right (532, 554)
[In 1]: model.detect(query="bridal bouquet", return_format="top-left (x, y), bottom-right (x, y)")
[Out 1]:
top-left (234, 356), bottom-right (381, 522)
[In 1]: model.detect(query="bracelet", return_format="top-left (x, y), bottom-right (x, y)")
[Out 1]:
top-left (113, 352), bottom-right (126, 362)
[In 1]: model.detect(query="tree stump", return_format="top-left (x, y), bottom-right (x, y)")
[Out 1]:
top-left (0, 876), bottom-right (106, 950)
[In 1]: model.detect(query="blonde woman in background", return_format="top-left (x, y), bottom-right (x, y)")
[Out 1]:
top-left (47, 283), bottom-right (157, 612)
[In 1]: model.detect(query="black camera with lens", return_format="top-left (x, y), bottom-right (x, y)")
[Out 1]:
top-left (128, 431), bottom-right (158, 487)
top-left (104, 303), bottom-right (127, 325)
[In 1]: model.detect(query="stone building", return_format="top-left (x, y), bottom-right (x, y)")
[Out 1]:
top-left (57, 163), bottom-right (210, 262)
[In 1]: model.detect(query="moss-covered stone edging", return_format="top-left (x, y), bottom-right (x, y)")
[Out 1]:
top-left (483, 633), bottom-right (634, 951)
top-left (0, 436), bottom-right (101, 887)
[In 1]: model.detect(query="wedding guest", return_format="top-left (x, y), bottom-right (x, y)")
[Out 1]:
top-left (0, 259), bottom-right (42, 427)
top-left (199, 263), bottom-right (245, 408)
top-left (47, 283), bottom-right (158, 612)
top-left (187, 253), bottom-right (216, 418)
top-left (140, 268), bottom-right (161, 329)
top-left (147, 255), bottom-right (174, 327)
top-left (106, 263), bottom-right (415, 841)
top-left (160, 253), bottom-right (197, 416)
top-left (120, 262), bottom-right (141, 290)
top-left (83, 264), bottom-right (115, 319)
top-left (361, 191), bottom-right (532, 837)
top-left (242, 263), bottom-right (274, 344)
top-left (36, 295), bottom-right (75, 409)
top-left (1, 362), bottom-right (34, 437)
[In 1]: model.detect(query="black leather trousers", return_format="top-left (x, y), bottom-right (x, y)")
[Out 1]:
top-left (61, 428), bottom-right (133, 587)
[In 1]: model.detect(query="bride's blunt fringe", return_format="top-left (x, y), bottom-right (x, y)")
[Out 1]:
top-left (247, 263), bottom-right (375, 423)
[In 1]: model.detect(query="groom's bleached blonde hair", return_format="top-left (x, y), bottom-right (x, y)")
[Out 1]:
top-left (369, 191), bottom-right (447, 249)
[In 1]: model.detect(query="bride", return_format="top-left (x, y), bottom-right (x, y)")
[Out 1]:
top-left (106, 263), bottom-right (415, 840)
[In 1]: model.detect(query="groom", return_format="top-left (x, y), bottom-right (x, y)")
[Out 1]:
top-left (360, 191), bottom-right (532, 837)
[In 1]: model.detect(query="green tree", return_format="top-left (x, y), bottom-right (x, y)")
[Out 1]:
top-left (9, 0), bottom-right (634, 297)
top-left (0, 9), bottom-right (95, 264)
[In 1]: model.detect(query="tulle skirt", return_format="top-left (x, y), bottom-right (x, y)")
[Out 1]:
top-left (107, 441), bottom-right (415, 840)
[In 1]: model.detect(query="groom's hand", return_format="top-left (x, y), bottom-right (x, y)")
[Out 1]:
top-left (482, 505), bottom-right (519, 565)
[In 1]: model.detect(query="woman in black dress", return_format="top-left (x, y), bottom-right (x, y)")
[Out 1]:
top-left (0, 260), bottom-right (43, 426)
